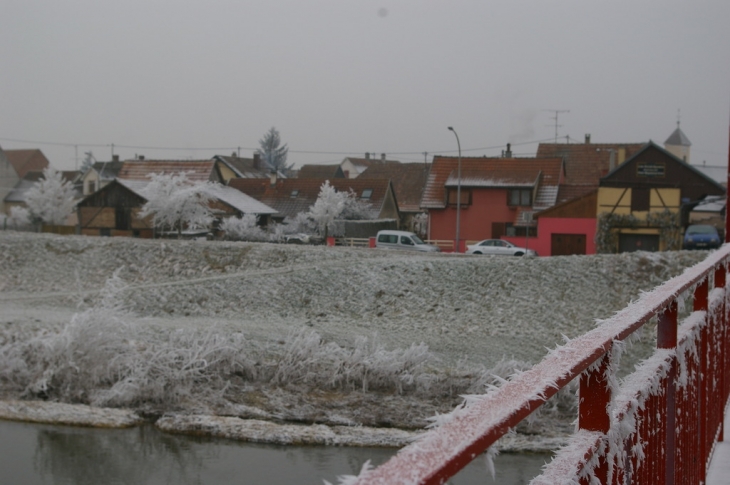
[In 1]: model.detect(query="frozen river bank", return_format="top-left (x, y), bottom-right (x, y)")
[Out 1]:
top-left (0, 232), bottom-right (709, 449)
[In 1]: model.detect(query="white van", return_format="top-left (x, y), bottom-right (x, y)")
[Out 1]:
top-left (375, 230), bottom-right (441, 252)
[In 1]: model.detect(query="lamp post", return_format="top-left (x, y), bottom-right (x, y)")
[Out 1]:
top-left (448, 126), bottom-right (462, 252)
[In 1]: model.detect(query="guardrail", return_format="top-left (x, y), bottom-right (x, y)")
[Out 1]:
top-left (348, 245), bottom-right (730, 485)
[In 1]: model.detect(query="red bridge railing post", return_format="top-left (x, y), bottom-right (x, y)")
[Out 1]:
top-left (579, 347), bottom-right (612, 483)
top-left (657, 301), bottom-right (678, 485)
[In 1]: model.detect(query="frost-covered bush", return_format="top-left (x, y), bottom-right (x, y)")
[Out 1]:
top-left (0, 271), bottom-right (258, 407)
top-left (1, 206), bottom-right (32, 230)
top-left (219, 214), bottom-right (268, 242)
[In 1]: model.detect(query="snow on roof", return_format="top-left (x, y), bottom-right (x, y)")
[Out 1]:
top-left (117, 179), bottom-right (277, 215)
top-left (693, 195), bottom-right (725, 213)
top-left (205, 184), bottom-right (277, 215)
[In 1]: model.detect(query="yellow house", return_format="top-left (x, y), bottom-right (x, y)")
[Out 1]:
top-left (596, 142), bottom-right (724, 253)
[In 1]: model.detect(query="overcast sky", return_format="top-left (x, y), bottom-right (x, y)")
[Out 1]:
top-left (1, 1), bottom-right (729, 173)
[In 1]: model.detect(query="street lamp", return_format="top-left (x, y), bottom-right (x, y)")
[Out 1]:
top-left (448, 126), bottom-right (462, 252)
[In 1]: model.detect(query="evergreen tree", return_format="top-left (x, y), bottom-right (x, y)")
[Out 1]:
top-left (257, 127), bottom-right (292, 173)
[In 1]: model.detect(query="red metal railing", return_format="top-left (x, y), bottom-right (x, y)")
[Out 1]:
top-left (348, 245), bottom-right (730, 485)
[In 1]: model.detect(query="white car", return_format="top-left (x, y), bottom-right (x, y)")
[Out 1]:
top-left (466, 239), bottom-right (537, 257)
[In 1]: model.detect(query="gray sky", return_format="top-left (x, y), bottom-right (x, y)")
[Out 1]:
top-left (2, 1), bottom-right (729, 173)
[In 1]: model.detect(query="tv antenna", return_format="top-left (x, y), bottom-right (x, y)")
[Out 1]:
top-left (543, 109), bottom-right (570, 143)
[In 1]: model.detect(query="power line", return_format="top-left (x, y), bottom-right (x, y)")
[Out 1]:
top-left (0, 135), bottom-right (557, 159)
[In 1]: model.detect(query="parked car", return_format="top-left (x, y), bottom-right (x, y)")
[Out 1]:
top-left (466, 239), bottom-right (537, 256)
top-left (683, 224), bottom-right (721, 250)
top-left (375, 230), bottom-right (441, 252)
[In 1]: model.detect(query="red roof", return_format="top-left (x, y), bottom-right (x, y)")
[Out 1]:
top-left (358, 163), bottom-right (430, 213)
top-left (229, 177), bottom-right (393, 219)
top-left (4, 149), bottom-right (50, 178)
top-left (537, 142), bottom-right (645, 202)
top-left (116, 160), bottom-right (217, 182)
top-left (422, 156), bottom-right (564, 209)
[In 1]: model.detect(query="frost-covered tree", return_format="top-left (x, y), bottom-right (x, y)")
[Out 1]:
top-left (307, 180), bottom-right (348, 239)
top-left (257, 127), bottom-right (292, 173)
top-left (341, 189), bottom-right (374, 220)
top-left (24, 166), bottom-right (77, 225)
top-left (138, 172), bottom-right (214, 238)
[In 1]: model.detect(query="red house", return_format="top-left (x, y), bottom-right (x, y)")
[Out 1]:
top-left (421, 155), bottom-right (565, 249)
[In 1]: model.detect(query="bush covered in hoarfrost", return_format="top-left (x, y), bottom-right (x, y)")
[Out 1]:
top-left (1, 272), bottom-right (486, 410)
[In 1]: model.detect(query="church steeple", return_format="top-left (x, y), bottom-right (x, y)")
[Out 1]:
top-left (664, 111), bottom-right (691, 162)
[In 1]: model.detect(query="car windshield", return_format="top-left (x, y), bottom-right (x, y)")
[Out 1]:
top-left (687, 226), bottom-right (717, 235)
top-left (412, 235), bottom-right (426, 244)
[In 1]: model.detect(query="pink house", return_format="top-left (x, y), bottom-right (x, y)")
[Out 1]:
top-left (421, 155), bottom-right (565, 249)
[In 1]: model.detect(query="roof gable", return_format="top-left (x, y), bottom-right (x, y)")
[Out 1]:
top-left (358, 163), bottom-right (429, 212)
top-left (4, 149), bottom-right (50, 178)
top-left (600, 141), bottom-right (725, 200)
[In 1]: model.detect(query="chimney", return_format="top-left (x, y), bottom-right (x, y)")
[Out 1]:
top-left (231, 151), bottom-right (237, 157)
top-left (365, 152), bottom-right (370, 159)
top-left (253, 153), bottom-right (261, 170)
top-left (381, 153), bottom-right (386, 162)
top-left (112, 154), bottom-right (120, 162)
top-left (505, 143), bottom-right (512, 158)
top-left (269, 171), bottom-right (277, 187)
top-left (138, 155), bottom-right (144, 160)
top-left (585, 134), bottom-right (591, 144)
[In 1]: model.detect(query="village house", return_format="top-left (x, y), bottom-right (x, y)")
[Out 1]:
top-left (357, 162), bottom-right (430, 235)
top-left (228, 176), bottom-right (399, 237)
top-left (596, 141), bottom-right (725, 252)
top-left (77, 159), bottom-right (276, 237)
top-left (79, 158), bottom-right (124, 196)
top-left (421, 154), bottom-right (565, 250)
top-left (0, 148), bottom-right (50, 214)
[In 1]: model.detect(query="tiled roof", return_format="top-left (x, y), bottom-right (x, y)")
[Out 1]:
top-left (214, 155), bottom-right (271, 178)
top-left (4, 149), bottom-right (50, 178)
top-left (422, 156), bottom-right (564, 209)
top-left (358, 163), bottom-right (430, 213)
top-left (116, 160), bottom-right (216, 181)
top-left (298, 164), bottom-right (345, 179)
top-left (114, 179), bottom-right (276, 215)
top-left (229, 177), bottom-right (392, 220)
top-left (537, 142), bottom-right (646, 203)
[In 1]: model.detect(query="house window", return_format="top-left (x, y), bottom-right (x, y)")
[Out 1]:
top-left (361, 189), bottom-right (373, 200)
top-left (508, 189), bottom-right (531, 206)
top-left (631, 188), bottom-right (650, 211)
top-left (290, 190), bottom-right (299, 198)
top-left (447, 189), bottom-right (471, 206)
top-left (86, 180), bottom-right (97, 194)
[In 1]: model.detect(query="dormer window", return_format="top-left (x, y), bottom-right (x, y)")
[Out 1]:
top-left (290, 190), bottom-right (299, 198)
top-left (361, 189), bottom-right (373, 200)
top-left (508, 189), bottom-right (531, 206)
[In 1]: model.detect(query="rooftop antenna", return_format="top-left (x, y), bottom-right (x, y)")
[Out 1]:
top-left (677, 108), bottom-right (681, 128)
top-left (543, 109), bottom-right (570, 143)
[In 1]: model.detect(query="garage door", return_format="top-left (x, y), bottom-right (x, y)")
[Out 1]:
top-left (551, 234), bottom-right (586, 256)
top-left (618, 234), bottom-right (659, 253)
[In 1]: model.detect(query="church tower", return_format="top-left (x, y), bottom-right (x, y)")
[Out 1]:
top-left (664, 120), bottom-right (691, 163)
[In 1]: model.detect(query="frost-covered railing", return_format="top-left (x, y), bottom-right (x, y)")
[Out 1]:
top-left (348, 245), bottom-right (730, 485)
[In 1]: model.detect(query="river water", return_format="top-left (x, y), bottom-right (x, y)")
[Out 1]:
top-left (0, 420), bottom-right (551, 484)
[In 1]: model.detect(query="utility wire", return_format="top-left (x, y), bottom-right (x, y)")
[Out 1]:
top-left (0, 136), bottom-right (557, 158)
